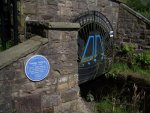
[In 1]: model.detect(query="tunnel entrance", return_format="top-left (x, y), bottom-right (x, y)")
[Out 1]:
top-left (74, 11), bottom-right (114, 84)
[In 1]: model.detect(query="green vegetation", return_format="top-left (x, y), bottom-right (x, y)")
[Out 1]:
top-left (0, 39), bottom-right (14, 52)
top-left (94, 97), bottom-right (139, 113)
top-left (86, 43), bottom-right (149, 113)
top-left (121, 43), bottom-right (137, 54)
top-left (93, 83), bottom-right (144, 113)
top-left (109, 62), bottom-right (150, 78)
top-left (123, 0), bottom-right (150, 19)
top-left (94, 97), bottom-right (128, 113)
top-left (108, 42), bottom-right (150, 78)
top-left (136, 50), bottom-right (150, 69)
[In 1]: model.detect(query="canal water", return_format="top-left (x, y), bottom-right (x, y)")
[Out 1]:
top-left (79, 75), bottom-right (150, 113)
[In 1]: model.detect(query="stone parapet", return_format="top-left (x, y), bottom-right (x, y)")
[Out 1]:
top-left (116, 3), bottom-right (150, 51)
top-left (120, 3), bottom-right (150, 25)
top-left (0, 36), bottom-right (48, 70)
top-left (0, 23), bottom-right (83, 113)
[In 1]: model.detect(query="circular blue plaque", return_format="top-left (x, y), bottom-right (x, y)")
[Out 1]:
top-left (25, 55), bottom-right (50, 81)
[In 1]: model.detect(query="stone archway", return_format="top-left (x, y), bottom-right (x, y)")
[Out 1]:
top-left (74, 11), bottom-right (114, 84)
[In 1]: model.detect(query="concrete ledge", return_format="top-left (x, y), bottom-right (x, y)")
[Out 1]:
top-left (120, 3), bottom-right (150, 25)
top-left (0, 36), bottom-right (48, 70)
top-left (48, 22), bottom-right (80, 29)
top-left (27, 21), bottom-right (80, 29)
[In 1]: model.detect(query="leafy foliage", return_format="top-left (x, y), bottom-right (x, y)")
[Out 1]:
top-left (136, 51), bottom-right (150, 69)
top-left (121, 43), bottom-right (137, 54)
top-left (111, 42), bottom-right (150, 78)
top-left (124, 0), bottom-right (150, 19)
top-left (120, 43), bottom-right (137, 68)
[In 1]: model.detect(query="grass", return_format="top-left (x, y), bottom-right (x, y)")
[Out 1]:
top-left (93, 85), bottom-right (143, 113)
top-left (94, 98), bottom-right (114, 113)
top-left (109, 62), bottom-right (150, 79)
top-left (94, 97), bottom-right (136, 113)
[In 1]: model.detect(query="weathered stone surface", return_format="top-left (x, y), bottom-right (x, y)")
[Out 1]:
top-left (54, 100), bottom-right (78, 113)
top-left (0, 25), bottom-right (80, 113)
top-left (58, 76), bottom-right (68, 83)
top-left (57, 82), bottom-right (69, 92)
top-left (1, 0), bottom-right (141, 113)
top-left (22, 83), bottom-right (36, 93)
top-left (14, 94), bottom-right (42, 113)
top-left (0, 36), bottom-right (48, 70)
top-left (23, 0), bottom-right (119, 32)
top-left (117, 4), bottom-right (150, 50)
top-left (61, 87), bottom-right (79, 103)
top-left (42, 94), bottom-right (61, 107)
top-left (43, 107), bottom-right (54, 113)
top-left (48, 22), bottom-right (80, 29)
top-left (24, 3), bottom-right (36, 15)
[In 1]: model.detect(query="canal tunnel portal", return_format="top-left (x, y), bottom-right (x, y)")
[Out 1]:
top-left (74, 11), bottom-right (114, 84)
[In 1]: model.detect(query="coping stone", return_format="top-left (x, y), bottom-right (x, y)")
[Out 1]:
top-left (0, 36), bottom-right (48, 70)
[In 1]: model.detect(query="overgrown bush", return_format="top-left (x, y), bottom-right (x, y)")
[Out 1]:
top-left (121, 43), bottom-right (136, 54)
top-left (136, 51), bottom-right (150, 69)
top-left (112, 42), bottom-right (150, 77)
top-left (117, 42), bottom-right (150, 69)
top-left (120, 42), bottom-right (137, 68)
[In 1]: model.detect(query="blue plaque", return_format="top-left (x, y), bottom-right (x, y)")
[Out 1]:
top-left (25, 55), bottom-right (50, 81)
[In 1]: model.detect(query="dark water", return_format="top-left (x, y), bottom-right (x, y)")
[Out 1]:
top-left (79, 75), bottom-right (150, 113)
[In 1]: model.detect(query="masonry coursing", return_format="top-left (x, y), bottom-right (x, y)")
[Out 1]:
top-left (0, 30), bottom-right (80, 113)
top-left (0, 0), bottom-right (150, 113)
top-left (23, 0), bottom-right (119, 34)
top-left (117, 5), bottom-right (150, 50)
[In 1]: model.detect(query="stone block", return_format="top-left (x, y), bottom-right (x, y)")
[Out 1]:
top-left (48, 31), bottom-right (77, 42)
top-left (22, 83), bottom-right (36, 93)
top-left (78, 1), bottom-right (88, 9)
top-left (47, 0), bottom-right (58, 5)
top-left (61, 87), bottom-right (79, 103)
top-left (144, 29), bottom-right (150, 35)
top-left (14, 94), bottom-right (41, 113)
top-left (57, 82), bottom-right (69, 92)
top-left (24, 3), bottom-right (36, 14)
top-left (58, 67), bottom-right (77, 75)
top-left (37, 6), bottom-right (48, 15)
top-left (68, 81), bottom-right (77, 89)
top-left (43, 107), bottom-right (54, 113)
top-left (139, 45), bottom-right (150, 50)
top-left (42, 94), bottom-right (61, 107)
top-left (72, 1), bottom-right (79, 9)
top-left (54, 100), bottom-right (79, 113)
top-left (58, 76), bottom-right (68, 83)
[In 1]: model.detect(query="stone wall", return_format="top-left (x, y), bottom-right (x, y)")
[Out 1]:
top-left (22, 0), bottom-right (119, 34)
top-left (0, 23), bottom-right (86, 113)
top-left (117, 4), bottom-right (150, 50)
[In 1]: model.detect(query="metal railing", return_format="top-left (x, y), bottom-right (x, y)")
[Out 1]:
top-left (73, 11), bottom-right (114, 84)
